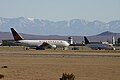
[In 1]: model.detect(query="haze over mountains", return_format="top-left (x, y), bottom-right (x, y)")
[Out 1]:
top-left (0, 17), bottom-right (120, 36)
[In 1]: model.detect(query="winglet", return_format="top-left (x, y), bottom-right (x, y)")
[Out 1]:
top-left (11, 28), bottom-right (23, 41)
top-left (84, 36), bottom-right (90, 44)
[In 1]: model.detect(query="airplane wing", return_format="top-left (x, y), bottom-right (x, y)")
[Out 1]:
top-left (39, 42), bottom-right (50, 49)
top-left (38, 42), bottom-right (56, 50)
top-left (40, 42), bottom-right (50, 47)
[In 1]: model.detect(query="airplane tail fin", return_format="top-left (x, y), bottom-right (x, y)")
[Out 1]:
top-left (11, 28), bottom-right (24, 41)
top-left (84, 36), bottom-right (90, 44)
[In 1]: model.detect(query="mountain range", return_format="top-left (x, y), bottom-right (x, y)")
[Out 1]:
top-left (0, 17), bottom-right (120, 36)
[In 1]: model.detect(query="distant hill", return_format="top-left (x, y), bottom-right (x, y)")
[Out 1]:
top-left (0, 32), bottom-right (69, 42)
top-left (0, 32), bottom-right (12, 41)
top-left (97, 31), bottom-right (120, 36)
top-left (0, 31), bottom-right (120, 43)
top-left (0, 17), bottom-right (120, 36)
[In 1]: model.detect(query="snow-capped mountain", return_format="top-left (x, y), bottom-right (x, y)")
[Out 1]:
top-left (0, 17), bottom-right (120, 36)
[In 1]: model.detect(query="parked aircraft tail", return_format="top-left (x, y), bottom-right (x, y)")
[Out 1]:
top-left (11, 28), bottom-right (24, 41)
top-left (84, 36), bottom-right (90, 44)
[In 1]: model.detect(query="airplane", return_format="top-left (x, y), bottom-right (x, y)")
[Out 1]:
top-left (10, 28), bottom-right (70, 50)
top-left (84, 36), bottom-right (115, 50)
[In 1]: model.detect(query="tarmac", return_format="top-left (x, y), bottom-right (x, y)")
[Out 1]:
top-left (0, 48), bottom-right (120, 80)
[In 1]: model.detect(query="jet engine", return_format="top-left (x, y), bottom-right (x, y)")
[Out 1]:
top-left (50, 45), bottom-right (57, 48)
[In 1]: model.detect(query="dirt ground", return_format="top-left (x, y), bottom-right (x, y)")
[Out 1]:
top-left (0, 51), bottom-right (120, 80)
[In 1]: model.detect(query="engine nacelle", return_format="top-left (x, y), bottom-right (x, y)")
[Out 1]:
top-left (51, 45), bottom-right (57, 48)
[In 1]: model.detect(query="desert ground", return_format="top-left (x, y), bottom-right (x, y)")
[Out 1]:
top-left (0, 50), bottom-right (120, 80)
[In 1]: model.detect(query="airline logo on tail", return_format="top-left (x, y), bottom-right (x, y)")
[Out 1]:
top-left (11, 28), bottom-right (23, 41)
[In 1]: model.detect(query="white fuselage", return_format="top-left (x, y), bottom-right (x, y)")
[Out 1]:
top-left (17, 40), bottom-right (70, 48)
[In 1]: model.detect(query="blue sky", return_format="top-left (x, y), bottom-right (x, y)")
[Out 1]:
top-left (0, 0), bottom-right (120, 22)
